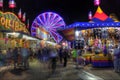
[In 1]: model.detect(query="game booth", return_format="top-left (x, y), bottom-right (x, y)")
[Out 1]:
top-left (0, 11), bottom-right (29, 49)
top-left (0, 11), bottom-right (41, 59)
top-left (0, 11), bottom-right (39, 50)
top-left (57, 6), bottom-right (120, 67)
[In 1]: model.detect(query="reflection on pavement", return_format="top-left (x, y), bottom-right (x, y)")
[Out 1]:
top-left (79, 70), bottom-right (104, 80)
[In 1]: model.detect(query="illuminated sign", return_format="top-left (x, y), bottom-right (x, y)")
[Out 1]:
top-left (0, 11), bottom-right (29, 34)
top-left (36, 27), bottom-right (50, 40)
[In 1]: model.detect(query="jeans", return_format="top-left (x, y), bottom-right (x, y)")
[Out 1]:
top-left (22, 56), bottom-right (29, 69)
top-left (114, 58), bottom-right (120, 72)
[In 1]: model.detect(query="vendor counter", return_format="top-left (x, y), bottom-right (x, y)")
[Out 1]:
top-left (83, 53), bottom-right (113, 67)
top-left (91, 53), bottom-right (113, 67)
top-left (82, 53), bottom-right (94, 64)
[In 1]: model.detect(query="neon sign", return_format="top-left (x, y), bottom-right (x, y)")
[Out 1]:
top-left (0, 11), bottom-right (29, 34)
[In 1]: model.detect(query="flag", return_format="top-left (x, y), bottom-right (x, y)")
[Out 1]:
top-left (9, 0), bottom-right (16, 8)
top-left (18, 8), bottom-right (22, 19)
top-left (92, 6), bottom-right (108, 21)
top-left (0, 0), bottom-right (3, 8)
top-left (88, 11), bottom-right (92, 20)
top-left (27, 19), bottom-right (29, 29)
top-left (22, 12), bottom-right (26, 22)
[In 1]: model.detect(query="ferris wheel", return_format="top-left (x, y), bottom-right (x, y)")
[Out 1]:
top-left (31, 12), bottom-right (66, 43)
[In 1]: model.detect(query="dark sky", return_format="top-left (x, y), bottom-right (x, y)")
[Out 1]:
top-left (3, 0), bottom-right (120, 26)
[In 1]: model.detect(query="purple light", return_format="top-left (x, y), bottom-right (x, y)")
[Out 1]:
top-left (88, 11), bottom-right (92, 20)
top-left (50, 17), bottom-right (62, 27)
top-left (94, 0), bottom-right (100, 6)
top-left (31, 12), bottom-right (66, 43)
top-left (38, 16), bottom-right (45, 26)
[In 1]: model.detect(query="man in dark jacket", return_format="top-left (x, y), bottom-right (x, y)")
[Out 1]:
top-left (58, 48), bottom-right (63, 64)
top-left (62, 49), bottom-right (69, 67)
top-left (12, 47), bottom-right (19, 69)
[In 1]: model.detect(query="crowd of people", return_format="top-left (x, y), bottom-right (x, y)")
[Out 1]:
top-left (0, 46), bottom-right (32, 69)
top-left (0, 45), bottom-right (71, 73)
top-left (0, 28), bottom-right (120, 73)
top-left (37, 46), bottom-right (70, 73)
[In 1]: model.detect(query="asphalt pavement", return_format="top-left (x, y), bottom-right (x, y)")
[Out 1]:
top-left (0, 59), bottom-right (120, 80)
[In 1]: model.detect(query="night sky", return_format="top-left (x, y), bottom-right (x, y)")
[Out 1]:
top-left (3, 0), bottom-right (120, 26)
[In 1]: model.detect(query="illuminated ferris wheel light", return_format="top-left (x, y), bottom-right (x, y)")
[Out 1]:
top-left (31, 12), bottom-right (66, 43)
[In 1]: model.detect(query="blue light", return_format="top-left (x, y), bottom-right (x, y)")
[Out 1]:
top-left (82, 24), bottom-right (85, 26)
top-left (59, 22), bottom-right (120, 31)
top-left (77, 24), bottom-right (79, 26)
top-left (97, 24), bottom-right (99, 26)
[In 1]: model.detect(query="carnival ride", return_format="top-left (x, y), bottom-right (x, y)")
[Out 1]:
top-left (31, 12), bottom-right (66, 43)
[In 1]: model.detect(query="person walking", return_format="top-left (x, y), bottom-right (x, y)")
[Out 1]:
top-left (49, 47), bottom-right (58, 73)
top-left (62, 48), bottom-right (69, 67)
top-left (58, 48), bottom-right (63, 64)
top-left (71, 49), bottom-right (77, 62)
top-left (6, 48), bottom-right (13, 66)
top-left (37, 48), bottom-right (43, 61)
top-left (113, 45), bottom-right (120, 72)
top-left (12, 47), bottom-right (19, 69)
top-left (0, 50), bottom-right (5, 66)
top-left (28, 48), bottom-right (34, 62)
top-left (21, 47), bottom-right (30, 69)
